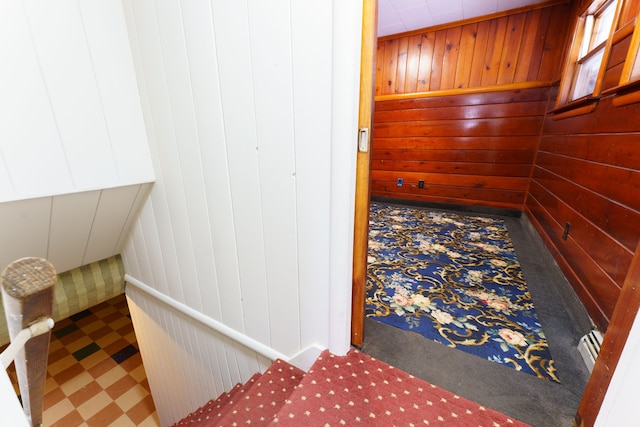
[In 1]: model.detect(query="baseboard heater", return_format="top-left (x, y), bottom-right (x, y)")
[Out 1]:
top-left (578, 329), bottom-right (603, 372)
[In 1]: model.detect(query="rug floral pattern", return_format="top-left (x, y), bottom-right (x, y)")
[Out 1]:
top-left (366, 202), bottom-right (559, 382)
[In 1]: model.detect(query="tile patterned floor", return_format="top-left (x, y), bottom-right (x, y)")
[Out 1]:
top-left (5, 294), bottom-right (160, 427)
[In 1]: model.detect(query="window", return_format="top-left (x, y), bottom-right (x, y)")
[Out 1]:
top-left (619, 10), bottom-right (640, 84)
top-left (612, 9), bottom-right (640, 106)
top-left (557, 0), bottom-right (620, 107)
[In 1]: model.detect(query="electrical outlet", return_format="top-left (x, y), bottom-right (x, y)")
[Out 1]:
top-left (397, 178), bottom-right (403, 187)
top-left (418, 180), bottom-right (424, 188)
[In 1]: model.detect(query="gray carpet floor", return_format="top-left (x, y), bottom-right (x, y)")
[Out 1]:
top-left (359, 203), bottom-right (593, 427)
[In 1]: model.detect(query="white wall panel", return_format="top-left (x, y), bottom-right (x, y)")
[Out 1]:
top-left (78, 1), bottom-right (155, 186)
top-left (248, 1), bottom-right (301, 355)
top-left (48, 190), bottom-right (100, 273)
top-left (0, 197), bottom-right (51, 269)
top-left (290, 1), bottom-right (334, 351)
top-left (120, 0), bottom-right (363, 418)
top-left (83, 185), bottom-right (140, 265)
top-left (23, 1), bottom-right (118, 191)
top-left (126, 286), bottom-right (264, 426)
top-left (0, 0), bottom-right (153, 203)
top-left (210, 0), bottom-right (271, 344)
top-left (179, 0), bottom-right (243, 331)
top-left (0, 1), bottom-right (73, 202)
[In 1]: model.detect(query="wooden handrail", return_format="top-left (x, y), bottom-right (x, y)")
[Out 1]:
top-left (1, 258), bottom-right (56, 427)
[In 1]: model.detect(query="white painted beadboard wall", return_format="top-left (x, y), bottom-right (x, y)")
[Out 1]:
top-left (0, 1), bottom-right (154, 203)
top-left (120, 1), bottom-right (362, 425)
top-left (0, 1), bottom-right (154, 274)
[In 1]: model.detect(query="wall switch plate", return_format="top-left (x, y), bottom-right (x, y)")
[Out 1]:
top-left (418, 180), bottom-right (424, 188)
top-left (397, 178), bottom-right (403, 187)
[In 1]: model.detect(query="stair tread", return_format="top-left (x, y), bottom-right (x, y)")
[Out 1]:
top-left (172, 374), bottom-right (259, 426)
top-left (272, 349), bottom-right (531, 426)
top-left (216, 359), bottom-right (304, 426)
top-left (173, 359), bottom-right (305, 426)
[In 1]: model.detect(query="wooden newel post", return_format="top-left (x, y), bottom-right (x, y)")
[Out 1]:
top-left (2, 257), bottom-right (56, 427)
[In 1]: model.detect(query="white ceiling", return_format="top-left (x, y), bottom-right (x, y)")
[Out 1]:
top-left (377, 0), bottom-right (546, 37)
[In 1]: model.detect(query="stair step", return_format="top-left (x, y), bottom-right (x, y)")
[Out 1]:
top-left (217, 359), bottom-right (305, 426)
top-left (172, 359), bottom-right (304, 426)
top-left (272, 349), bottom-right (531, 426)
top-left (172, 373), bottom-right (260, 426)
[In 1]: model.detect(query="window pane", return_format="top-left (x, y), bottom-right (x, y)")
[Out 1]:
top-left (631, 51), bottom-right (640, 81)
top-left (572, 49), bottom-right (605, 100)
top-left (591, 0), bottom-right (617, 49)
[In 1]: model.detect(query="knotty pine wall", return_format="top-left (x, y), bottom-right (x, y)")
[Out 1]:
top-left (528, 94), bottom-right (640, 332)
top-left (372, 87), bottom-right (551, 210)
top-left (527, 0), bottom-right (640, 332)
top-left (371, 2), bottom-right (571, 211)
top-left (375, 1), bottom-right (571, 96)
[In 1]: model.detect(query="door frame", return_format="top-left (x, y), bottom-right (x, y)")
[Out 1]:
top-left (350, 0), bottom-right (377, 347)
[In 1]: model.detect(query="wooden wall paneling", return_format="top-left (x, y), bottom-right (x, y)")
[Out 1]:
top-left (537, 133), bottom-right (640, 171)
top-left (404, 35), bottom-right (422, 93)
top-left (374, 116), bottom-right (542, 137)
top-left (525, 195), bottom-right (610, 328)
top-left (429, 30), bottom-right (447, 91)
top-left (515, 9), bottom-right (542, 82)
top-left (535, 151), bottom-right (640, 213)
top-left (537, 3), bottom-right (573, 81)
top-left (416, 33), bottom-right (435, 92)
top-left (382, 39), bottom-right (399, 94)
top-left (374, 101), bottom-right (547, 121)
top-left (532, 164), bottom-right (640, 252)
top-left (530, 169), bottom-right (632, 287)
top-left (497, 13), bottom-right (526, 85)
top-left (602, 34), bottom-right (632, 90)
top-left (454, 23), bottom-right (478, 89)
top-left (619, 0), bottom-right (640, 26)
top-left (527, 6), bottom-right (553, 81)
top-left (371, 159), bottom-right (532, 176)
top-left (376, 87), bottom-right (551, 109)
top-left (373, 135), bottom-right (539, 151)
top-left (441, 27), bottom-right (462, 90)
top-left (371, 88), bottom-right (549, 210)
top-left (247, 0), bottom-right (301, 355)
top-left (531, 95), bottom-right (640, 331)
top-left (372, 181), bottom-right (527, 209)
top-left (372, 147), bottom-right (536, 164)
top-left (375, 42), bottom-right (386, 95)
top-left (395, 37), bottom-right (409, 94)
top-left (468, 20), bottom-right (492, 88)
top-left (481, 17), bottom-right (508, 86)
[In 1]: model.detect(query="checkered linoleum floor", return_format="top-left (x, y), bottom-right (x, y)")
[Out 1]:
top-left (5, 294), bottom-right (160, 426)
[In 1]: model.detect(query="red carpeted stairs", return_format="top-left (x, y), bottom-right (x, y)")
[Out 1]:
top-left (174, 349), bottom-right (531, 426)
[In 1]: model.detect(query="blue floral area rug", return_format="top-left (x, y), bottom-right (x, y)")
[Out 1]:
top-left (366, 202), bottom-right (559, 382)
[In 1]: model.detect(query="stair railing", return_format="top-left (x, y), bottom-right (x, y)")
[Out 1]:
top-left (0, 258), bottom-right (56, 427)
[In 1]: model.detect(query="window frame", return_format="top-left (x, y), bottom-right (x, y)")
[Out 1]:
top-left (554, 0), bottom-right (622, 113)
top-left (612, 10), bottom-right (640, 105)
